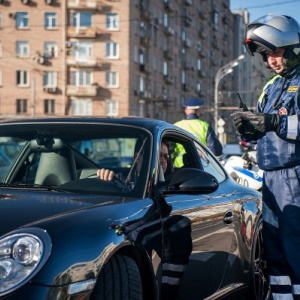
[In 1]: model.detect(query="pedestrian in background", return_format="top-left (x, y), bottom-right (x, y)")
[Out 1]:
top-left (232, 14), bottom-right (300, 299)
top-left (174, 98), bottom-right (223, 167)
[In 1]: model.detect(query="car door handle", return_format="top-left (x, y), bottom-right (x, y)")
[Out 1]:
top-left (224, 211), bottom-right (233, 224)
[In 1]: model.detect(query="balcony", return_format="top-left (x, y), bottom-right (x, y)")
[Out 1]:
top-left (163, 75), bottom-right (174, 85)
top-left (66, 85), bottom-right (98, 97)
top-left (198, 70), bottom-right (206, 78)
top-left (184, 16), bottom-right (192, 27)
top-left (67, 56), bottom-right (100, 67)
top-left (67, 0), bottom-right (101, 10)
top-left (198, 50), bottom-right (206, 58)
top-left (199, 30), bottom-right (207, 39)
top-left (139, 63), bottom-right (151, 73)
top-left (67, 26), bottom-right (98, 38)
top-left (140, 36), bottom-right (151, 47)
top-left (43, 86), bottom-right (57, 94)
top-left (163, 50), bottom-right (174, 60)
top-left (164, 1), bottom-right (174, 12)
top-left (183, 38), bottom-right (192, 48)
top-left (198, 9), bottom-right (207, 20)
top-left (163, 26), bottom-right (174, 36)
top-left (140, 7), bottom-right (152, 21)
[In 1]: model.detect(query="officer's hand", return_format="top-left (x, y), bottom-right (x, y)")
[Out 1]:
top-left (232, 116), bottom-right (255, 135)
top-left (247, 113), bottom-right (280, 132)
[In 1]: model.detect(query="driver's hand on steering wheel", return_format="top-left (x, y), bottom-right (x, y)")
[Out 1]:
top-left (97, 168), bottom-right (115, 181)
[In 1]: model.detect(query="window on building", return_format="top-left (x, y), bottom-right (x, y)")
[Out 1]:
top-left (72, 99), bottom-right (92, 115)
top-left (106, 42), bottom-right (119, 59)
top-left (197, 82), bottom-right (201, 93)
top-left (72, 12), bottom-right (92, 28)
top-left (45, 12), bottom-right (57, 29)
top-left (44, 42), bottom-right (57, 58)
top-left (139, 49), bottom-right (145, 65)
top-left (105, 99), bottom-right (118, 116)
top-left (71, 70), bottom-right (92, 86)
top-left (213, 11), bottom-right (219, 30)
top-left (0, 42), bottom-right (3, 58)
top-left (106, 13), bottom-right (119, 30)
top-left (43, 71), bottom-right (57, 87)
top-left (16, 70), bottom-right (29, 87)
top-left (71, 41), bottom-right (92, 57)
top-left (106, 71), bottom-right (119, 88)
top-left (163, 13), bottom-right (169, 27)
top-left (16, 41), bottom-right (29, 58)
top-left (16, 99), bottom-right (27, 114)
top-left (44, 99), bottom-right (55, 114)
top-left (0, 12), bottom-right (2, 28)
top-left (0, 70), bottom-right (2, 87)
top-left (139, 76), bottom-right (145, 93)
top-left (197, 59), bottom-right (202, 70)
top-left (16, 12), bottom-right (29, 29)
top-left (197, 41), bottom-right (202, 52)
top-left (133, 46), bottom-right (138, 63)
top-left (163, 61), bottom-right (168, 76)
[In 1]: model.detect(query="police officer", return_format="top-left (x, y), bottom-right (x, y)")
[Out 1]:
top-left (233, 14), bottom-right (300, 299)
top-left (174, 98), bottom-right (223, 167)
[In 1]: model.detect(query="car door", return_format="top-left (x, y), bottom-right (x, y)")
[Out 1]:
top-left (161, 134), bottom-right (235, 299)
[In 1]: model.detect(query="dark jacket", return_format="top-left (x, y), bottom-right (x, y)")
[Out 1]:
top-left (243, 65), bottom-right (300, 170)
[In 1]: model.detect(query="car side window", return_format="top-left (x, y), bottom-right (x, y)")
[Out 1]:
top-left (194, 141), bottom-right (226, 183)
top-left (165, 137), bottom-right (198, 171)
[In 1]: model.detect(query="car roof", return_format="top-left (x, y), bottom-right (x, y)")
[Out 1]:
top-left (0, 116), bottom-right (171, 129)
top-left (0, 117), bottom-right (181, 142)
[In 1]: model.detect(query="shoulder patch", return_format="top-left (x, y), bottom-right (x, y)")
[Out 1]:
top-left (288, 86), bottom-right (298, 92)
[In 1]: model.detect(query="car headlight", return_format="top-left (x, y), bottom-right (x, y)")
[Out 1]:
top-left (0, 228), bottom-right (51, 296)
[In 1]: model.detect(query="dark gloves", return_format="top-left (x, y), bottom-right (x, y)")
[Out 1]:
top-left (247, 113), bottom-right (280, 132)
top-left (232, 116), bottom-right (255, 135)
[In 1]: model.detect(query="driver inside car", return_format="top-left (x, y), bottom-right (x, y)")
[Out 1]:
top-left (97, 138), bottom-right (171, 184)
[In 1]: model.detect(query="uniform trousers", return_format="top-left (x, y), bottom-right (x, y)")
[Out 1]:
top-left (263, 166), bottom-right (300, 300)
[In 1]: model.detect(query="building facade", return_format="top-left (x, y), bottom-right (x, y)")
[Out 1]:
top-left (0, 0), bottom-right (269, 142)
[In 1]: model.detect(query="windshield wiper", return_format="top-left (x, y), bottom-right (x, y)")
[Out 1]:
top-left (0, 182), bottom-right (68, 192)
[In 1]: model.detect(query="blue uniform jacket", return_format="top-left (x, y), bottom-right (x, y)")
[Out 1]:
top-left (244, 64), bottom-right (300, 170)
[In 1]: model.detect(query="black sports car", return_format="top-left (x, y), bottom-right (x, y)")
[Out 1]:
top-left (0, 117), bottom-right (268, 300)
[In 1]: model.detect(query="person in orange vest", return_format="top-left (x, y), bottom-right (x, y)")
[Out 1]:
top-left (174, 98), bottom-right (223, 167)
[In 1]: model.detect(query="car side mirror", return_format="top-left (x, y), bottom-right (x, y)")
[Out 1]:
top-left (165, 168), bottom-right (219, 195)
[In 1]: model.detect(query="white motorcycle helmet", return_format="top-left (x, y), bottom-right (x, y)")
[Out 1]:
top-left (245, 14), bottom-right (300, 71)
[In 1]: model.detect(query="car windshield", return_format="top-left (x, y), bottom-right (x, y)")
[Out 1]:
top-left (0, 122), bottom-right (152, 198)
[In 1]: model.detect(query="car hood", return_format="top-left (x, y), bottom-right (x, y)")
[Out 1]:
top-left (0, 187), bottom-right (126, 236)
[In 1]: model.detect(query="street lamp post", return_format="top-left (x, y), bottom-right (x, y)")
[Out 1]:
top-left (214, 54), bottom-right (245, 133)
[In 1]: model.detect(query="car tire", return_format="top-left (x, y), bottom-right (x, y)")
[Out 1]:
top-left (248, 219), bottom-right (271, 300)
top-left (91, 254), bottom-right (143, 300)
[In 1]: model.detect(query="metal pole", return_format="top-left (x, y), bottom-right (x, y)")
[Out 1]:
top-left (214, 55), bottom-right (245, 132)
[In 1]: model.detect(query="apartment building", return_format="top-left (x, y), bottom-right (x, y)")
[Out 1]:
top-left (0, 0), bottom-right (265, 133)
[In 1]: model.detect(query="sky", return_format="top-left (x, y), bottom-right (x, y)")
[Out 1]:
top-left (230, 0), bottom-right (300, 24)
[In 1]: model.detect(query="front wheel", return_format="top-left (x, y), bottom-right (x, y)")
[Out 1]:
top-left (248, 220), bottom-right (270, 300)
top-left (91, 254), bottom-right (143, 300)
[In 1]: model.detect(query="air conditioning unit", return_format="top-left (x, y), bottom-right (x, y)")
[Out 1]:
top-left (45, 0), bottom-right (53, 4)
top-left (9, 13), bottom-right (16, 19)
top-left (37, 57), bottom-right (45, 64)
top-left (48, 87), bottom-right (57, 93)
top-left (21, 0), bottom-right (30, 4)
top-left (65, 41), bottom-right (72, 48)
top-left (44, 87), bottom-right (57, 93)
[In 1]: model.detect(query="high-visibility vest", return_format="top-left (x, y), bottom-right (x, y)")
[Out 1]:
top-left (173, 119), bottom-right (209, 167)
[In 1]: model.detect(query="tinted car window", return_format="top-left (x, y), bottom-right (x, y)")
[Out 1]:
top-left (194, 141), bottom-right (226, 182)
